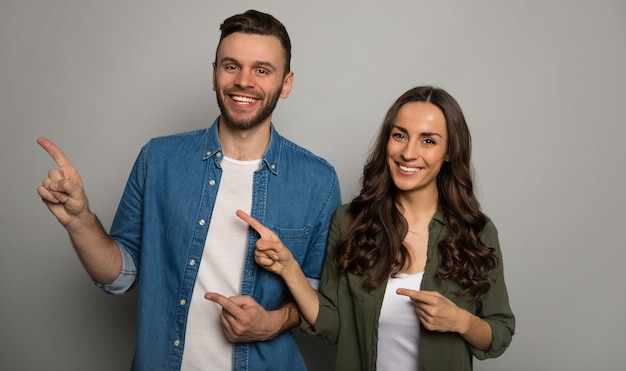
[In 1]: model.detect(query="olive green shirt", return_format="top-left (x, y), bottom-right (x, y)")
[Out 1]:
top-left (301, 204), bottom-right (515, 371)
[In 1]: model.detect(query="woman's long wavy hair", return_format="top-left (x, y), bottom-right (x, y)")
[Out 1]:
top-left (335, 86), bottom-right (497, 300)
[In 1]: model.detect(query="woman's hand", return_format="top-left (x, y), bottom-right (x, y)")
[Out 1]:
top-left (396, 289), bottom-right (463, 332)
top-left (236, 210), bottom-right (295, 276)
top-left (396, 288), bottom-right (492, 350)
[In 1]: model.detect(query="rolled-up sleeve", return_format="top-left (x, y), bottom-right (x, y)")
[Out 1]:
top-left (95, 244), bottom-right (137, 295)
top-left (471, 221), bottom-right (516, 359)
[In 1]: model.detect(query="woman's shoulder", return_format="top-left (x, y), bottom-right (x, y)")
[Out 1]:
top-left (483, 217), bottom-right (498, 234)
top-left (330, 203), bottom-right (354, 231)
top-left (332, 203), bottom-right (354, 222)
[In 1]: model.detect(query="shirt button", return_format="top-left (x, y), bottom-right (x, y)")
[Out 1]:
top-left (216, 152), bottom-right (223, 158)
top-left (189, 259), bottom-right (196, 266)
top-left (209, 180), bottom-right (216, 186)
top-left (206, 151), bottom-right (211, 156)
top-left (174, 339), bottom-right (181, 346)
top-left (180, 299), bottom-right (187, 306)
top-left (270, 164), bottom-right (276, 170)
top-left (199, 219), bottom-right (205, 226)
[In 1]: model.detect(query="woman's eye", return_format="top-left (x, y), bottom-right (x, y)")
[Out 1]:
top-left (424, 138), bottom-right (435, 145)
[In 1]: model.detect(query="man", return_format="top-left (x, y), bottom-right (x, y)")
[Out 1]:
top-left (37, 10), bottom-right (341, 370)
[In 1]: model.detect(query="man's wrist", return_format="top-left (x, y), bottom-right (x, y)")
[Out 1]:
top-left (272, 298), bottom-right (300, 336)
top-left (64, 209), bottom-right (97, 233)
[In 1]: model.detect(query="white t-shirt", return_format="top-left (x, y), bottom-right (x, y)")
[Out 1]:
top-left (181, 156), bottom-right (260, 370)
top-left (376, 271), bottom-right (424, 371)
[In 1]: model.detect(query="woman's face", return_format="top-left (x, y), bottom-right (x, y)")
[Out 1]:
top-left (386, 102), bottom-right (449, 195)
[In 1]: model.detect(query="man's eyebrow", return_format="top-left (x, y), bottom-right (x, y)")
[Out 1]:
top-left (218, 57), bottom-right (277, 71)
top-left (217, 57), bottom-right (239, 65)
top-left (255, 61), bottom-right (277, 71)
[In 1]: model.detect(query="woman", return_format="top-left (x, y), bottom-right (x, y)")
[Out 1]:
top-left (239, 86), bottom-right (515, 370)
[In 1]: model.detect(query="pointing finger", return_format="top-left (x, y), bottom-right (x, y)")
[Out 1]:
top-left (37, 137), bottom-right (73, 168)
top-left (205, 292), bottom-right (245, 317)
top-left (396, 288), bottom-right (427, 302)
top-left (396, 288), bottom-right (416, 299)
top-left (235, 210), bottom-right (276, 241)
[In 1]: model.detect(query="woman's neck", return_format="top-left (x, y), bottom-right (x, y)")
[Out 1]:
top-left (397, 188), bottom-right (439, 230)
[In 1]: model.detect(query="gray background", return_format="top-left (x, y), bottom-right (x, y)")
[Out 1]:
top-left (1, 1), bottom-right (625, 370)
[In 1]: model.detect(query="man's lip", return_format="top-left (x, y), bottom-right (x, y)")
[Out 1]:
top-left (230, 94), bottom-right (258, 103)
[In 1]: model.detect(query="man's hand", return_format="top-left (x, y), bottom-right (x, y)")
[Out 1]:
top-left (37, 137), bottom-right (90, 227)
top-left (205, 292), bottom-right (298, 342)
top-left (36, 137), bottom-right (121, 284)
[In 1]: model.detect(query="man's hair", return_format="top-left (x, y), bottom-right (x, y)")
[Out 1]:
top-left (216, 10), bottom-right (292, 76)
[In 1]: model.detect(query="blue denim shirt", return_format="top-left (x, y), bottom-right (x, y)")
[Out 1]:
top-left (104, 118), bottom-right (341, 370)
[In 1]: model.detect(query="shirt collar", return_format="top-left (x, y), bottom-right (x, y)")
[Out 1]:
top-left (432, 209), bottom-right (447, 226)
top-left (203, 117), bottom-right (281, 176)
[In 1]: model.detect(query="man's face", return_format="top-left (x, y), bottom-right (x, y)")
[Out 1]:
top-left (213, 33), bottom-right (293, 130)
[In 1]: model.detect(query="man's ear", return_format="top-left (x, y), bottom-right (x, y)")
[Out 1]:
top-left (212, 62), bottom-right (217, 91)
top-left (280, 71), bottom-right (294, 99)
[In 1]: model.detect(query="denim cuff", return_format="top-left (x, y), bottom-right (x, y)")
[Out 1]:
top-left (95, 244), bottom-right (137, 295)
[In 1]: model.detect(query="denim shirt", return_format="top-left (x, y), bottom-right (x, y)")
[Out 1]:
top-left (104, 118), bottom-right (341, 371)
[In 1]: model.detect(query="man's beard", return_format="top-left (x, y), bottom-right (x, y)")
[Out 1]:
top-left (216, 85), bottom-right (282, 130)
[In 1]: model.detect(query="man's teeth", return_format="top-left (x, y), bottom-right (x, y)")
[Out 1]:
top-left (399, 164), bottom-right (421, 173)
top-left (232, 96), bottom-right (256, 103)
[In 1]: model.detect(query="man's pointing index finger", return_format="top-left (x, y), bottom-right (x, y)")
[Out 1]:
top-left (37, 137), bottom-right (72, 168)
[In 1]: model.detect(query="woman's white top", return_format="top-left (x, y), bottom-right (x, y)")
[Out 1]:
top-left (376, 271), bottom-right (424, 370)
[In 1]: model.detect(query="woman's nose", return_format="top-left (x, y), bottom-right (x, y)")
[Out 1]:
top-left (401, 143), bottom-right (419, 160)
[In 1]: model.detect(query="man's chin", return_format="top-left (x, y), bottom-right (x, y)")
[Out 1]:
top-left (221, 115), bottom-right (265, 131)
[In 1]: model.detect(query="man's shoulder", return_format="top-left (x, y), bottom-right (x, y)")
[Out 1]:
top-left (146, 128), bottom-right (208, 146)
top-left (132, 128), bottom-right (211, 165)
top-left (276, 135), bottom-right (336, 172)
top-left (139, 128), bottom-right (209, 154)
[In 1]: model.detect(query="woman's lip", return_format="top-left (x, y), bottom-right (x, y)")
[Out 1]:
top-left (398, 164), bottom-right (422, 173)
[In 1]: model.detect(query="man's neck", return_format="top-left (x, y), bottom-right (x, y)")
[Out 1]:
top-left (217, 120), bottom-right (271, 161)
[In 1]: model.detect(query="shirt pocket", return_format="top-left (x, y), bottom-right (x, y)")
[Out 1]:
top-left (273, 226), bottom-right (310, 264)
